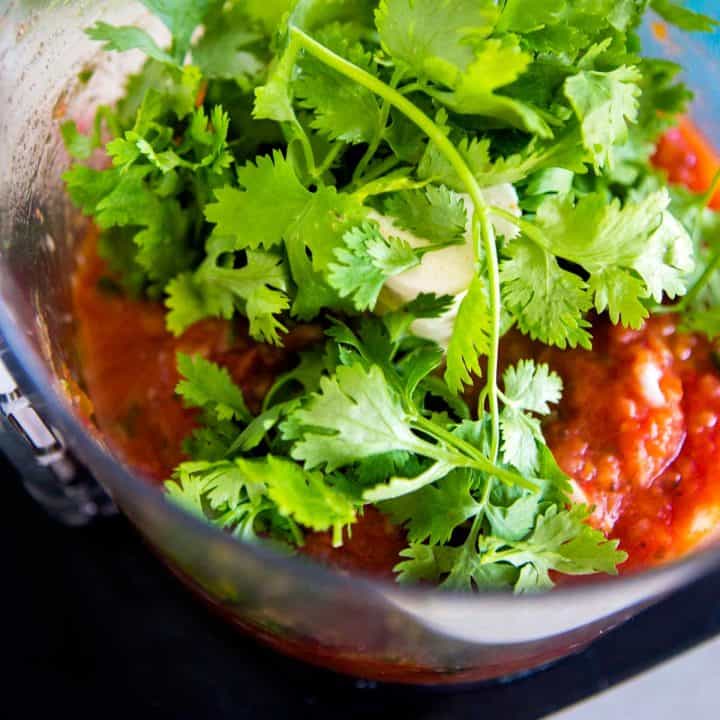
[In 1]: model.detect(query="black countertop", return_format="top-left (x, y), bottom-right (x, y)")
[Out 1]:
top-left (5, 460), bottom-right (720, 720)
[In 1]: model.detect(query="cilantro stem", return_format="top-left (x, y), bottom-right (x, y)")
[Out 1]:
top-left (700, 168), bottom-right (720, 212)
top-left (352, 155), bottom-right (402, 188)
top-left (281, 33), bottom-right (317, 178)
top-left (411, 414), bottom-right (537, 491)
top-left (290, 26), bottom-right (503, 465)
top-left (353, 68), bottom-right (403, 182)
top-left (313, 141), bottom-right (346, 178)
top-left (488, 205), bottom-right (546, 246)
top-left (677, 248), bottom-right (720, 311)
top-left (462, 438), bottom-right (500, 562)
top-left (398, 82), bottom-right (422, 96)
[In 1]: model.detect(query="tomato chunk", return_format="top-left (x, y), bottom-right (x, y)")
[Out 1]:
top-left (653, 118), bottom-right (720, 209)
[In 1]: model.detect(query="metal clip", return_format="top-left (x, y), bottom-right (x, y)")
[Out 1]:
top-left (0, 347), bottom-right (116, 524)
top-left (0, 353), bottom-right (75, 481)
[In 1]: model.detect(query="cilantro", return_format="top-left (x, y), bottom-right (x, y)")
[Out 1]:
top-left (532, 190), bottom-right (695, 324)
top-left (206, 151), bottom-right (311, 251)
top-left (375, 0), bottom-right (499, 81)
top-left (500, 360), bottom-right (563, 475)
top-left (295, 25), bottom-right (383, 145)
top-left (683, 306), bottom-right (720, 339)
top-left (418, 121), bottom-right (586, 190)
top-left (363, 460), bottom-right (456, 503)
top-left (430, 37), bottom-right (552, 138)
top-left (481, 505), bottom-right (627, 592)
top-left (60, 118), bottom-right (104, 161)
top-left (283, 363), bottom-right (431, 472)
top-left (564, 66), bottom-right (642, 171)
top-left (86, 22), bottom-right (176, 66)
top-left (140, 0), bottom-right (212, 63)
top-left (65, 0), bottom-right (707, 591)
top-left (402, 293), bottom-right (457, 319)
top-left (394, 447), bottom-right (626, 593)
top-left (445, 278), bottom-right (492, 394)
top-left (328, 222), bottom-right (420, 311)
top-left (383, 186), bottom-right (468, 246)
top-left (501, 238), bottom-right (593, 349)
top-left (192, 6), bottom-right (266, 82)
top-left (381, 469), bottom-right (481, 545)
top-left (176, 353), bottom-right (251, 423)
top-left (166, 455), bottom-right (355, 546)
top-left (244, 0), bottom-right (296, 35)
top-left (166, 245), bottom-right (290, 345)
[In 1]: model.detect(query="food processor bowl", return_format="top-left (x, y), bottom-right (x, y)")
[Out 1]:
top-left (2, 0), bottom-right (720, 685)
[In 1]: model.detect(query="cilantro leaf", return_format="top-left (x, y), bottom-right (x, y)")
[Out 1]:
top-left (444, 277), bottom-right (492, 394)
top-left (500, 410), bottom-right (544, 477)
top-left (418, 122), bottom-right (585, 190)
top-left (248, 456), bottom-right (357, 545)
top-left (497, 0), bottom-right (565, 33)
top-left (482, 505), bottom-right (627, 593)
top-left (328, 222), bottom-right (420, 311)
top-left (503, 360), bottom-right (563, 415)
top-left (283, 363), bottom-right (429, 472)
top-left (183, 415), bottom-right (240, 463)
top-left (429, 37), bottom-right (551, 137)
top-left (166, 243), bottom-right (290, 345)
top-left (205, 151), bottom-right (365, 323)
top-left (286, 186), bottom-right (367, 273)
top-left (140, 0), bottom-right (212, 63)
top-left (564, 66), bottom-right (642, 171)
top-left (86, 21), bottom-right (176, 65)
top-left (380, 469), bottom-right (481, 544)
top-left (500, 360), bottom-right (563, 475)
top-left (375, 0), bottom-right (499, 82)
top-left (244, 0), bottom-right (296, 34)
top-left (176, 353), bottom-right (252, 423)
top-left (284, 186), bottom-right (367, 319)
top-left (607, 59), bottom-right (693, 185)
top-left (61, 120), bottom-right (100, 161)
top-left (209, 257), bottom-right (290, 345)
top-left (500, 238), bottom-right (593, 349)
top-left (64, 164), bottom-right (196, 287)
top-left (485, 490), bottom-right (541, 544)
top-left (166, 459), bottom-right (267, 540)
top-left (531, 190), bottom-right (695, 326)
top-left (191, 7), bottom-right (266, 82)
top-left (205, 150), bottom-right (311, 250)
top-left (498, 0), bottom-right (646, 61)
top-left (295, 25), bottom-right (383, 144)
top-left (166, 455), bottom-right (357, 546)
top-left (383, 186), bottom-right (468, 245)
top-left (363, 460), bottom-right (455, 503)
top-left (682, 306), bottom-right (720, 339)
top-left (394, 544), bottom-right (461, 585)
top-left (402, 293), bottom-right (457, 319)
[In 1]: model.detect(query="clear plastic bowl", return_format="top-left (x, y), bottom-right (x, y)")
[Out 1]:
top-left (2, 0), bottom-right (720, 685)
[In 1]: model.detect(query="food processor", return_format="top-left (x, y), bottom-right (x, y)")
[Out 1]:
top-left (2, 0), bottom-right (720, 684)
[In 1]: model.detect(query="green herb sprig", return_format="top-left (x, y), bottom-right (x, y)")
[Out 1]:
top-left (62, 0), bottom-right (719, 591)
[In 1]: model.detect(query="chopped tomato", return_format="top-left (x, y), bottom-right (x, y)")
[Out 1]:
top-left (653, 118), bottom-right (720, 209)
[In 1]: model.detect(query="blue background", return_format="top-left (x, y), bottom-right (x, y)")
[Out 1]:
top-left (642, 1), bottom-right (720, 136)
